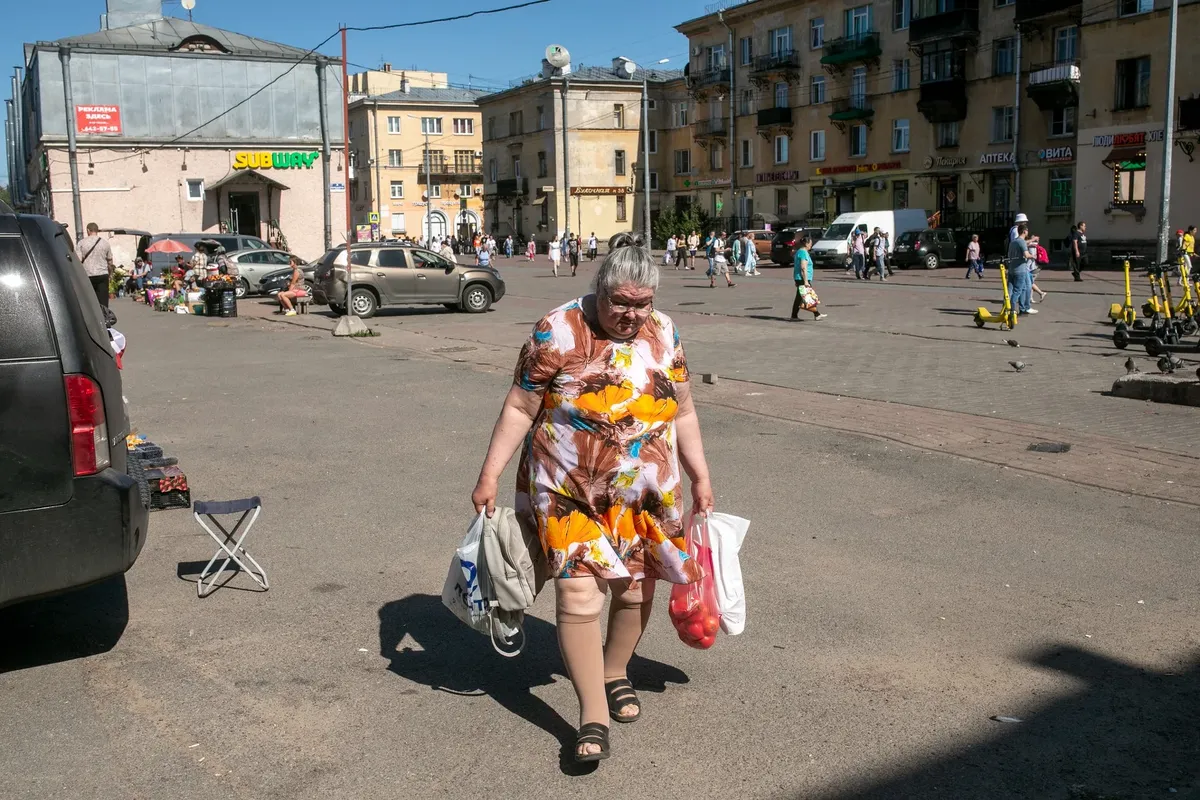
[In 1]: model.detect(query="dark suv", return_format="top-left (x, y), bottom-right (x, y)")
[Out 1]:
top-left (0, 205), bottom-right (148, 609)
top-left (770, 227), bottom-right (826, 266)
top-left (891, 228), bottom-right (960, 269)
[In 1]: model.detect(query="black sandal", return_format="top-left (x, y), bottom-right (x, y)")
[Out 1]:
top-left (605, 678), bottom-right (641, 723)
top-left (574, 722), bottom-right (610, 763)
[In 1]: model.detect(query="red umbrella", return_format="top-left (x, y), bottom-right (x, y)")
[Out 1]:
top-left (145, 238), bottom-right (191, 254)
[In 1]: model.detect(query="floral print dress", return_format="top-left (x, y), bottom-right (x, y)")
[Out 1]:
top-left (514, 298), bottom-right (700, 586)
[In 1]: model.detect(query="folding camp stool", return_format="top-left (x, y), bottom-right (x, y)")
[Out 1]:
top-left (192, 497), bottom-right (268, 597)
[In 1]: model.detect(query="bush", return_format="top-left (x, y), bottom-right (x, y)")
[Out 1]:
top-left (653, 204), bottom-right (714, 248)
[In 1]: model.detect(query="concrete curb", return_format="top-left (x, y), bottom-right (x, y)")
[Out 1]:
top-left (1111, 374), bottom-right (1200, 407)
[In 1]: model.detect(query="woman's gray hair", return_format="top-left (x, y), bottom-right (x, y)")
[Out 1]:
top-left (593, 231), bottom-right (659, 295)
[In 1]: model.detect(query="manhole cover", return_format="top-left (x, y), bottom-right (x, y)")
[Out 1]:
top-left (678, 301), bottom-right (706, 306)
top-left (432, 346), bottom-right (477, 354)
top-left (1028, 442), bottom-right (1071, 453)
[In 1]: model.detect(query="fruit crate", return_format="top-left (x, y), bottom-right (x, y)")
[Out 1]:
top-left (147, 466), bottom-right (191, 512)
top-left (150, 489), bottom-right (191, 511)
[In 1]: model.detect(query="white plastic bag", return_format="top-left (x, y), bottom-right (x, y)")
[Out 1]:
top-left (707, 512), bottom-right (749, 635)
top-left (441, 511), bottom-right (490, 634)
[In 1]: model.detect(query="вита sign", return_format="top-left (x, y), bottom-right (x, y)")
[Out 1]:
top-left (233, 152), bottom-right (321, 170)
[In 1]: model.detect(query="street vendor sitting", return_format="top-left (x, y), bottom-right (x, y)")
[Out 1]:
top-left (277, 255), bottom-right (308, 317)
top-left (171, 255), bottom-right (189, 292)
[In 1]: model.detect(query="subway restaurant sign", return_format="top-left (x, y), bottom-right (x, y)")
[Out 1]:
top-left (232, 151), bottom-right (321, 170)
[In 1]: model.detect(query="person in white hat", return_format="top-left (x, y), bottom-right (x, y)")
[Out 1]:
top-left (1009, 213), bottom-right (1028, 243)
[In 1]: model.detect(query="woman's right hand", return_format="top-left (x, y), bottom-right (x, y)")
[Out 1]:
top-left (471, 474), bottom-right (498, 517)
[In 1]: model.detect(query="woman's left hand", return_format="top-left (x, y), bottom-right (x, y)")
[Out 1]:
top-left (691, 477), bottom-right (715, 515)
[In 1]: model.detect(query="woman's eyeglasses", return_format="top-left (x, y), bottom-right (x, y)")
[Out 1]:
top-left (605, 296), bottom-right (654, 314)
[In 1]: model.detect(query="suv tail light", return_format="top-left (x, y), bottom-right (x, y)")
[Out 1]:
top-left (785, 239), bottom-right (796, 246)
top-left (64, 374), bottom-right (110, 476)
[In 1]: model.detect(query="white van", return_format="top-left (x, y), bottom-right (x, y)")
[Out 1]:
top-left (809, 210), bottom-right (929, 268)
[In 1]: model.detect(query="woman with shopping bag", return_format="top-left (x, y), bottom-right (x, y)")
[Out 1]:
top-left (471, 232), bottom-right (717, 764)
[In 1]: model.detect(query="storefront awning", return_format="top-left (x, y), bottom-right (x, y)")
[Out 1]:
top-left (530, 195), bottom-right (547, 205)
top-left (1101, 145), bottom-right (1146, 169)
top-left (208, 169), bottom-right (290, 191)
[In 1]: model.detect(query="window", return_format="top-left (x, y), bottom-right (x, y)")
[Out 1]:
top-left (459, 183), bottom-right (472, 197)
top-left (390, 180), bottom-right (404, 199)
top-left (540, 195), bottom-right (549, 226)
top-left (775, 188), bottom-right (789, 216)
top-left (614, 104), bottom-right (625, 129)
top-left (390, 213), bottom-right (406, 234)
top-left (377, 249), bottom-right (407, 267)
top-left (487, 117), bottom-right (496, 140)
top-left (811, 186), bottom-right (827, 218)
top-left (615, 150), bottom-right (626, 176)
top-left (845, 5), bottom-right (873, 39)
top-left (185, 179), bottom-right (204, 201)
top-left (991, 106), bottom-right (1015, 142)
top-left (511, 156), bottom-right (521, 179)
top-left (1114, 161), bottom-right (1146, 205)
top-left (741, 139), bottom-right (753, 167)
top-left (921, 40), bottom-right (958, 82)
top-left (648, 99), bottom-right (657, 111)
top-left (452, 118), bottom-right (474, 135)
top-left (508, 111), bottom-right (524, 136)
top-left (674, 149), bottom-right (692, 175)
top-left (1118, 0), bottom-right (1153, 16)
top-left (775, 82), bottom-right (789, 108)
top-left (810, 17), bottom-right (824, 49)
top-left (710, 146), bottom-right (723, 170)
top-left (430, 184), bottom-right (442, 199)
top-left (421, 117), bottom-right (442, 135)
top-left (936, 121), bottom-right (960, 147)
top-left (1115, 57), bottom-right (1151, 110)
top-left (454, 150), bottom-right (474, 171)
top-left (769, 26), bottom-right (793, 54)
top-left (850, 124), bottom-right (868, 157)
top-left (811, 75), bottom-right (827, 104)
top-left (1050, 106), bottom-right (1076, 137)
top-left (1054, 26), bottom-right (1078, 62)
top-left (892, 59), bottom-right (911, 91)
top-left (425, 149), bottom-right (445, 170)
top-left (388, 149), bottom-right (403, 167)
top-left (712, 192), bottom-right (724, 216)
top-left (774, 134), bottom-right (790, 164)
top-left (673, 101), bottom-right (690, 127)
top-left (648, 130), bottom-right (658, 154)
top-left (350, 182), bottom-right (359, 201)
top-left (893, 179), bottom-right (909, 209)
top-left (740, 36), bottom-right (754, 65)
top-left (810, 129), bottom-right (826, 160)
top-left (1048, 168), bottom-right (1073, 210)
top-left (387, 116), bottom-right (401, 134)
top-left (995, 0), bottom-right (1013, 7)
top-left (535, 151), bottom-right (547, 178)
top-left (993, 37), bottom-right (1016, 76)
top-left (706, 44), bottom-right (727, 70)
top-left (739, 89), bottom-right (754, 116)
top-left (489, 158), bottom-right (497, 183)
top-left (893, 0), bottom-right (911, 30)
top-left (616, 194), bottom-right (627, 222)
top-left (648, 171), bottom-right (659, 191)
top-left (537, 105), bottom-right (546, 131)
top-left (892, 118), bottom-right (910, 152)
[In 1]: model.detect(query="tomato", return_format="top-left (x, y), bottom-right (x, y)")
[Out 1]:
top-left (701, 615), bottom-right (720, 636)
top-left (697, 633), bottom-right (716, 649)
top-left (669, 597), bottom-right (690, 618)
top-left (686, 620), bottom-right (705, 640)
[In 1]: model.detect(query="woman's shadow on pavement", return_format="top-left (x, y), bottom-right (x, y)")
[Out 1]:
top-left (378, 593), bottom-right (689, 775)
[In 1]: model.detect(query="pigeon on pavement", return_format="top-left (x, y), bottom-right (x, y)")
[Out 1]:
top-left (1008, 361), bottom-right (1027, 372)
top-left (1124, 356), bottom-right (1140, 374)
top-left (1003, 339), bottom-right (1020, 348)
top-left (1157, 355), bottom-right (1175, 374)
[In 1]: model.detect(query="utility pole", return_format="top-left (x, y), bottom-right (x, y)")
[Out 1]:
top-left (717, 10), bottom-right (735, 228)
top-left (642, 77), bottom-right (651, 239)
top-left (423, 125), bottom-right (432, 247)
top-left (58, 47), bottom-right (83, 241)
top-left (316, 57), bottom-right (333, 251)
top-left (340, 26), bottom-right (355, 317)
top-left (561, 75), bottom-right (571, 240)
top-left (1156, 0), bottom-right (1180, 266)
top-left (1012, 32), bottom-right (1022, 209)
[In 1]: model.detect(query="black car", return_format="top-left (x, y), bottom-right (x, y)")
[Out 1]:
top-left (770, 227), bottom-right (826, 266)
top-left (891, 228), bottom-right (961, 269)
top-left (0, 203), bottom-right (148, 609)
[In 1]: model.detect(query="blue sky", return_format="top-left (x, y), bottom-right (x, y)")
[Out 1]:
top-left (1, 0), bottom-right (704, 184)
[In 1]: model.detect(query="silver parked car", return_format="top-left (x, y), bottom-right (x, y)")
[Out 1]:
top-left (224, 249), bottom-right (308, 297)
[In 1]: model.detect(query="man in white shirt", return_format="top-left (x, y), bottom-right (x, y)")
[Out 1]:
top-left (77, 222), bottom-right (114, 308)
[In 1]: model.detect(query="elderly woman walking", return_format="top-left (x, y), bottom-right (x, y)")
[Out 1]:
top-left (472, 233), bottom-right (717, 764)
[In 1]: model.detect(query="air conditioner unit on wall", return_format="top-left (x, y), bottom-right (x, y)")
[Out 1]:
top-left (474, 187), bottom-right (483, 195)
top-left (475, 151), bottom-right (483, 157)
top-left (822, 188), bottom-right (833, 198)
top-left (692, 46), bottom-right (701, 56)
top-left (871, 179), bottom-right (886, 191)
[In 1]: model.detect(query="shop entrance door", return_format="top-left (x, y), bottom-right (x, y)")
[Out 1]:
top-left (937, 176), bottom-right (959, 219)
top-left (836, 190), bottom-right (854, 215)
top-left (228, 192), bottom-right (261, 237)
top-left (990, 175), bottom-right (1012, 218)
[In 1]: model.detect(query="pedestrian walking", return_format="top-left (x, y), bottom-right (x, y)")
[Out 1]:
top-left (868, 227), bottom-right (888, 281)
top-left (505, 235), bottom-right (514, 258)
top-left (731, 232), bottom-right (744, 275)
top-left (439, 238), bottom-right (457, 263)
top-left (1008, 212), bottom-right (1028, 244)
top-left (965, 234), bottom-right (983, 279)
top-left (1007, 223), bottom-right (1037, 316)
top-left (549, 233), bottom-right (562, 277)
top-left (703, 231), bottom-right (717, 275)
top-left (666, 234), bottom-right (678, 269)
top-left (587, 232), bottom-right (598, 261)
top-left (476, 243), bottom-right (493, 270)
top-left (569, 233), bottom-right (581, 276)
top-left (526, 237), bottom-right (537, 261)
top-left (78, 222), bottom-right (115, 309)
top-left (708, 232), bottom-right (736, 288)
top-left (743, 232), bottom-right (760, 275)
top-left (1029, 232), bottom-right (1049, 302)
top-left (686, 230), bottom-right (699, 270)
top-left (850, 227), bottom-right (867, 279)
top-left (791, 236), bottom-right (827, 321)
top-left (472, 232), bottom-right (717, 764)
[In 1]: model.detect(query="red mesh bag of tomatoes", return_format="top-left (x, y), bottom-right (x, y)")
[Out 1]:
top-left (667, 516), bottom-right (721, 650)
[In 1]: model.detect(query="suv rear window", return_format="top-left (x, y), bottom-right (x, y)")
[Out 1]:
top-left (0, 238), bottom-right (56, 361)
top-left (897, 231), bottom-right (920, 246)
top-left (773, 229), bottom-right (797, 244)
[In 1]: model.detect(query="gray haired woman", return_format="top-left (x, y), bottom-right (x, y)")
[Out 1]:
top-left (472, 232), bottom-right (717, 763)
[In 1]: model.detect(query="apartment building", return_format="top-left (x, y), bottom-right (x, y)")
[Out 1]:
top-left (347, 81), bottom-right (486, 242)
top-left (477, 57), bottom-right (683, 246)
top-left (349, 67), bottom-right (448, 97)
top-left (1075, 0), bottom-right (1200, 253)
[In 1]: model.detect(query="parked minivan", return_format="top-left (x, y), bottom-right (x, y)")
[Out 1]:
top-left (809, 210), bottom-right (929, 268)
top-left (0, 204), bottom-right (148, 609)
top-left (142, 232), bottom-right (270, 274)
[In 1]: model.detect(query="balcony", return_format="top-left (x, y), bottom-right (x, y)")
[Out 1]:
top-left (820, 32), bottom-right (882, 70)
top-left (1026, 61), bottom-right (1081, 110)
top-left (494, 177), bottom-right (528, 198)
top-left (419, 157), bottom-right (484, 180)
top-left (689, 65), bottom-right (731, 97)
top-left (751, 49), bottom-right (800, 79)
top-left (917, 77), bottom-right (969, 123)
top-left (829, 94), bottom-right (874, 128)
top-left (909, 3), bottom-right (979, 46)
top-left (693, 117), bottom-right (728, 141)
top-left (1014, 0), bottom-right (1080, 24)
top-left (757, 106), bottom-right (793, 128)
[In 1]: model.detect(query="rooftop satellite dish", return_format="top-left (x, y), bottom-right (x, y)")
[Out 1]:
top-left (622, 60), bottom-right (637, 77)
top-left (545, 44), bottom-right (571, 70)
top-left (181, 0), bottom-right (196, 8)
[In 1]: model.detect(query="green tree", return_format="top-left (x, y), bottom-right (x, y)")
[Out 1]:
top-left (652, 202), bottom-right (712, 247)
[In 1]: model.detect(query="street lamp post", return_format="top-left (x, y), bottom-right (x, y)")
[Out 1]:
top-left (409, 114), bottom-right (434, 247)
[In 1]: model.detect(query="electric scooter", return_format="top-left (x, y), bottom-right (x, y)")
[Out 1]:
top-left (974, 260), bottom-right (1017, 330)
top-left (1115, 262), bottom-right (1188, 353)
top-left (1107, 253), bottom-right (1144, 325)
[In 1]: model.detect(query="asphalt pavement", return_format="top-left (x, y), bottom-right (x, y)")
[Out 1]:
top-left (1, 261), bottom-right (1197, 800)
